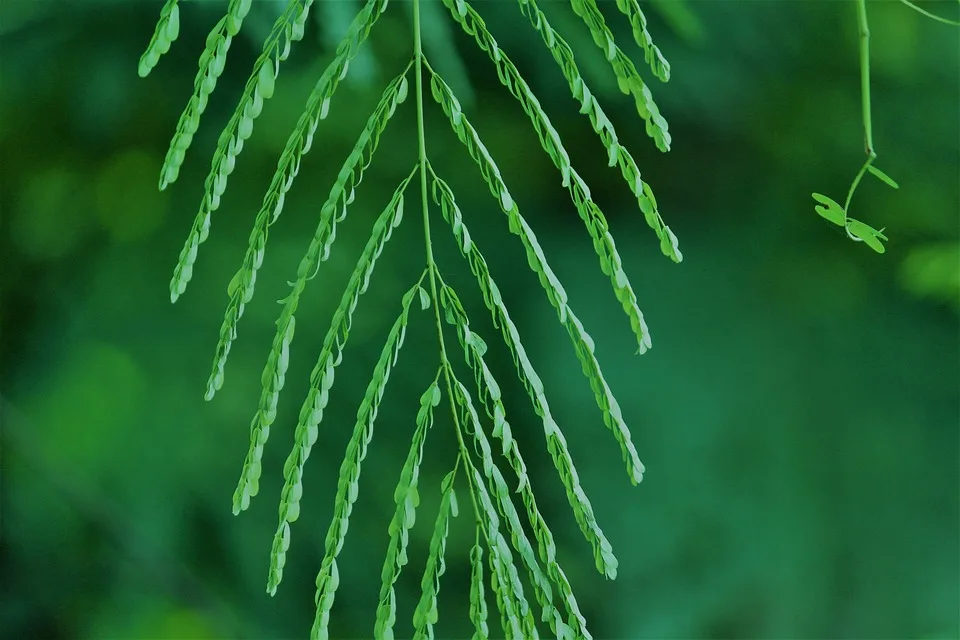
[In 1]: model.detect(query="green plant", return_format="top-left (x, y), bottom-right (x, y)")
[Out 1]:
top-left (138, 0), bottom-right (956, 635)
top-left (140, 0), bottom-right (678, 637)
top-left (811, 0), bottom-right (959, 254)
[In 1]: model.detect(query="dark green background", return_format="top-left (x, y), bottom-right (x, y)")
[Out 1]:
top-left (2, 1), bottom-right (957, 638)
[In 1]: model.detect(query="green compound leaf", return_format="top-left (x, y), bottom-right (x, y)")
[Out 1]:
top-left (309, 281), bottom-right (423, 640)
top-left (168, 0), bottom-right (390, 303)
top-left (812, 192), bottom-right (847, 227)
top-left (262, 171), bottom-right (417, 594)
top-left (468, 541), bottom-right (490, 640)
top-left (159, 0), bottom-right (291, 192)
top-left (428, 79), bottom-right (646, 485)
top-left (429, 17), bottom-right (654, 354)
top-left (429, 167), bottom-right (618, 579)
top-left (375, 377), bottom-right (442, 640)
top-left (204, 65), bottom-right (411, 402)
top-left (138, 0), bottom-right (180, 77)
top-left (411, 466), bottom-right (458, 640)
top-left (566, 0), bottom-right (671, 150)
top-left (451, 378), bottom-right (543, 639)
top-left (316, 0), bottom-right (380, 87)
top-left (867, 164), bottom-right (900, 189)
top-left (613, 0), bottom-right (671, 82)
top-left (847, 218), bottom-right (888, 254)
top-left (440, 284), bottom-right (590, 639)
top-left (513, 0), bottom-right (680, 262)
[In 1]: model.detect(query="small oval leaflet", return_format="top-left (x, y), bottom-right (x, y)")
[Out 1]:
top-left (867, 164), bottom-right (900, 189)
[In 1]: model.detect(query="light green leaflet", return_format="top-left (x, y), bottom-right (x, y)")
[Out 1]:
top-left (411, 465), bottom-right (458, 640)
top-left (570, 0), bottom-right (670, 151)
top-left (429, 164), bottom-right (618, 579)
top-left (208, 64), bottom-right (411, 404)
top-left (427, 74), bottom-right (646, 485)
top-left (511, 0), bottom-right (680, 262)
top-left (375, 376), bottom-right (442, 640)
top-left (137, 0), bottom-right (180, 78)
top-left (311, 281), bottom-right (423, 640)
top-left (265, 171), bottom-right (418, 594)
top-left (468, 541), bottom-right (490, 640)
top-left (424, 24), bottom-right (655, 354)
top-left (440, 282), bottom-right (590, 639)
top-left (144, 0), bottom-right (677, 635)
top-left (566, 0), bottom-right (670, 150)
top-left (168, 0), bottom-right (384, 303)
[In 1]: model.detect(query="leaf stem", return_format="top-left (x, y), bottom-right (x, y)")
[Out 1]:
top-left (414, 0), bottom-right (482, 524)
top-left (844, 0), bottom-right (879, 217)
top-left (856, 0), bottom-right (876, 159)
top-left (843, 156), bottom-right (874, 214)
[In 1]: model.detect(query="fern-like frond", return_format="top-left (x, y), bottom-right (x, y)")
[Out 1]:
top-left (612, 0), bottom-right (670, 82)
top-left (263, 171), bottom-right (418, 593)
top-left (451, 378), bottom-right (540, 639)
top-left (441, 284), bottom-right (591, 639)
top-left (411, 465), bottom-right (459, 640)
top-left (468, 540), bottom-right (490, 640)
top-left (375, 377), bottom-right (442, 639)
top-left (206, 66), bottom-right (411, 404)
top-left (428, 76), bottom-right (645, 485)
top-left (511, 0), bottom-right (681, 262)
top-left (566, 0), bottom-right (671, 151)
top-left (169, 0), bottom-right (390, 302)
top-left (426, 41), bottom-right (653, 354)
top-left (429, 167), bottom-right (618, 578)
top-left (309, 280), bottom-right (425, 640)
top-left (138, 0), bottom-right (180, 78)
top-left (158, 0), bottom-right (265, 191)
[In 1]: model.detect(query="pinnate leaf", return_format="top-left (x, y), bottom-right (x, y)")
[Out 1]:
top-left (812, 192), bottom-right (847, 227)
top-left (310, 280), bottom-right (422, 639)
top-left (428, 84), bottom-right (646, 485)
top-left (263, 171), bottom-right (416, 595)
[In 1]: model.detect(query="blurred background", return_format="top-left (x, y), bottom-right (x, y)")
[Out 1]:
top-left (1, 1), bottom-right (958, 638)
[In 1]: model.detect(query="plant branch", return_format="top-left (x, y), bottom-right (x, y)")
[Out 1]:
top-left (856, 0), bottom-right (876, 159)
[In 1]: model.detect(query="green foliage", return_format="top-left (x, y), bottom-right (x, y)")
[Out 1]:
top-left (812, 0), bottom-right (958, 254)
top-left (410, 466), bottom-right (458, 639)
top-left (428, 169), bottom-right (617, 576)
top-left (375, 376), bottom-right (442, 639)
top-left (142, 0), bottom-right (673, 633)
top-left (135, 0), bottom-right (960, 634)
top-left (137, 0), bottom-right (180, 78)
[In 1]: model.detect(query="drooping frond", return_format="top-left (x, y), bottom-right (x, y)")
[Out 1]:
top-left (566, 0), bottom-right (671, 150)
top-left (138, 0), bottom-right (180, 77)
top-left (375, 377), bottom-right (442, 639)
top-left (160, 0), bottom-right (303, 192)
top-left (511, 0), bottom-right (681, 262)
top-left (317, 0), bottom-right (380, 84)
top-left (205, 65), bottom-right (412, 403)
top-left (612, 0), bottom-right (671, 82)
top-left (263, 173), bottom-right (418, 593)
top-left (426, 43), bottom-right (654, 353)
top-left (468, 540), bottom-right (490, 640)
top-left (428, 76), bottom-right (645, 485)
top-left (309, 281), bottom-right (424, 640)
top-left (429, 167), bottom-right (618, 578)
top-left (411, 466), bottom-right (459, 640)
top-left (169, 0), bottom-right (390, 302)
top-left (440, 283), bottom-right (591, 639)
top-left (450, 378), bottom-right (540, 639)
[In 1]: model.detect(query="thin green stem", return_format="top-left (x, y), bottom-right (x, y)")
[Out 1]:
top-left (897, 0), bottom-right (960, 26)
top-left (844, 0), bottom-right (880, 218)
top-left (856, 0), bottom-right (876, 158)
top-left (843, 157), bottom-right (873, 214)
top-left (413, 0), bottom-right (482, 524)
